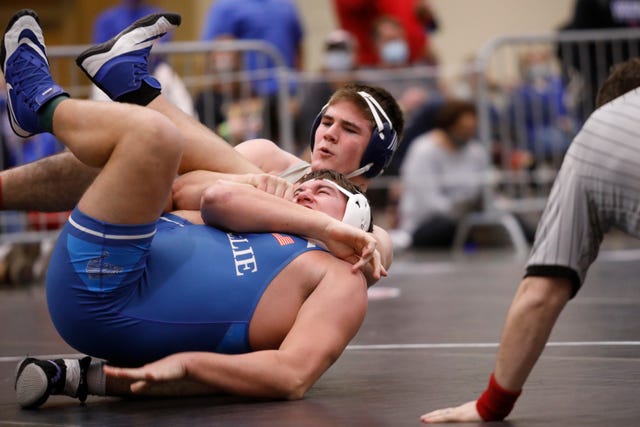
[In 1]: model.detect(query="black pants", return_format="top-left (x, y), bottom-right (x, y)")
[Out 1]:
top-left (411, 215), bottom-right (458, 248)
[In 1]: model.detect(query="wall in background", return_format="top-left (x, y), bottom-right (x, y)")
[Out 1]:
top-left (296, 0), bottom-right (576, 71)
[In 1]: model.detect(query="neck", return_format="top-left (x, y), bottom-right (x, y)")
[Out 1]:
top-left (345, 173), bottom-right (369, 190)
top-left (433, 129), bottom-right (458, 152)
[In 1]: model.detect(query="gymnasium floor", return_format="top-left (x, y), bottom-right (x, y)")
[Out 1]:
top-left (1, 239), bottom-right (639, 426)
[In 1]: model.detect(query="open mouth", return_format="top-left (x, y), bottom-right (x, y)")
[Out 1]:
top-left (316, 146), bottom-right (334, 157)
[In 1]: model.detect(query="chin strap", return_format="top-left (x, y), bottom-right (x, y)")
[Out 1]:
top-left (345, 163), bottom-right (373, 179)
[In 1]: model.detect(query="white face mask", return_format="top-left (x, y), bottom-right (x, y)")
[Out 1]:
top-left (526, 64), bottom-right (551, 82)
top-left (380, 40), bottom-right (409, 65)
top-left (324, 51), bottom-right (354, 71)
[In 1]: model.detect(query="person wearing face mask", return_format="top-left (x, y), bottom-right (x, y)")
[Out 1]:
top-left (396, 100), bottom-right (490, 249)
top-left (323, 30), bottom-right (357, 72)
top-left (363, 15), bottom-right (437, 126)
top-left (506, 50), bottom-right (577, 163)
top-left (373, 16), bottom-right (411, 68)
top-left (331, 0), bottom-right (439, 67)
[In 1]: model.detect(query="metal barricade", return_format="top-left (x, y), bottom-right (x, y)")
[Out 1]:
top-left (5, 29), bottom-right (638, 271)
top-left (455, 28), bottom-right (640, 255)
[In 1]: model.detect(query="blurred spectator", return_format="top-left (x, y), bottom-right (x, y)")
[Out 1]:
top-left (365, 15), bottom-right (435, 118)
top-left (384, 95), bottom-right (444, 177)
top-left (332, 0), bottom-right (438, 66)
top-left (92, 0), bottom-right (166, 44)
top-left (505, 50), bottom-right (578, 164)
top-left (201, 0), bottom-right (305, 143)
top-left (396, 100), bottom-right (489, 248)
top-left (374, 15), bottom-right (412, 68)
top-left (322, 29), bottom-right (358, 73)
top-left (294, 29), bottom-right (360, 155)
top-left (91, 0), bottom-right (196, 116)
top-left (194, 47), bottom-right (265, 144)
top-left (557, 0), bottom-right (640, 116)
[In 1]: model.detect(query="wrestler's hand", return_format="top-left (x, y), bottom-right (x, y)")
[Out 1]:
top-left (247, 173), bottom-right (293, 200)
top-left (320, 220), bottom-right (386, 280)
top-left (420, 400), bottom-right (481, 423)
top-left (103, 354), bottom-right (188, 393)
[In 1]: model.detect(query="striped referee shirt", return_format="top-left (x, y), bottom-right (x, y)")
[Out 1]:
top-left (525, 87), bottom-right (640, 297)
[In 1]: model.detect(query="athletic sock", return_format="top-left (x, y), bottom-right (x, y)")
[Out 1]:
top-left (86, 360), bottom-right (106, 396)
top-left (37, 95), bottom-right (69, 133)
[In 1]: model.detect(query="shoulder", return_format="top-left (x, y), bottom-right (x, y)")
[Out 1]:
top-left (467, 141), bottom-right (489, 157)
top-left (204, 0), bottom-right (238, 24)
top-left (295, 250), bottom-right (366, 285)
top-left (281, 250), bottom-right (367, 302)
top-left (304, 251), bottom-right (368, 302)
top-left (586, 91), bottom-right (640, 134)
top-left (208, 0), bottom-right (235, 10)
top-left (404, 132), bottom-right (441, 160)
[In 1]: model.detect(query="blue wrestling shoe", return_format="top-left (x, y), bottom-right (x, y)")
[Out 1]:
top-left (15, 356), bottom-right (91, 409)
top-left (0, 9), bottom-right (68, 137)
top-left (75, 13), bottom-right (181, 105)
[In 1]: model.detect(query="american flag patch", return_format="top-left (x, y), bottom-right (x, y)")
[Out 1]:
top-left (272, 233), bottom-right (295, 246)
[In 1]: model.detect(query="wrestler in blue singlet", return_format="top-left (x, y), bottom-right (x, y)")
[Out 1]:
top-left (46, 208), bottom-right (322, 366)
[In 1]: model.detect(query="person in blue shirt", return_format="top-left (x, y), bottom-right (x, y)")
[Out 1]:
top-left (93, 0), bottom-right (165, 43)
top-left (200, 0), bottom-right (304, 93)
top-left (200, 0), bottom-right (305, 141)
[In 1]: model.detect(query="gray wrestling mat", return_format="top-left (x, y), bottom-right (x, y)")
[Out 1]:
top-left (1, 242), bottom-right (639, 426)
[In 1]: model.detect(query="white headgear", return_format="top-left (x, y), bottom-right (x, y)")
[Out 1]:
top-left (321, 179), bottom-right (371, 231)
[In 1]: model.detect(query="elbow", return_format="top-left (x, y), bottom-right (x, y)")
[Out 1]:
top-left (280, 376), bottom-right (311, 401)
top-left (272, 365), bottom-right (319, 400)
top-left (200, 183), bottom-right (236, 226)
top-left (201, 183), bottom-right (233, 206)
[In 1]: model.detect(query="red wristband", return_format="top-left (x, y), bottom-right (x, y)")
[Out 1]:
top-left (476, 373), bottom-right (522, 421)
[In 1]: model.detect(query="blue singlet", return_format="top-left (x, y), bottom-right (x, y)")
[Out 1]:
top-left (46, 208), bottom-right (321, 366)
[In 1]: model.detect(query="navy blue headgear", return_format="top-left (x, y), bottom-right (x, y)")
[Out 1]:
top-left (309, 91), bottom-right (398, 178)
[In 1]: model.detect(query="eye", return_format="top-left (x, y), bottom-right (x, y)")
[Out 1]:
top-left (344, 124), bottom-right (360, 134)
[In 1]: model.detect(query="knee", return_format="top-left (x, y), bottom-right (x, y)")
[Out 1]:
top-left (134, 109), bottom-right (183, 161)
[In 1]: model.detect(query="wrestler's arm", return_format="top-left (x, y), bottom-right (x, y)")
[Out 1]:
top-left (372, 225), bottom-right (393, 271)
top-left (233, 138), bottom-right (302, 175)
top-left (0, 151), bottom-right (98, 212)
top-left (104, 259), bottom-right (368, 399)
top-left (420, 276), bottom-right (573, 423)
top-left (172, 170), bottom-right (294, 210)
top-left (200, 180), bottom-right (383, 277)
